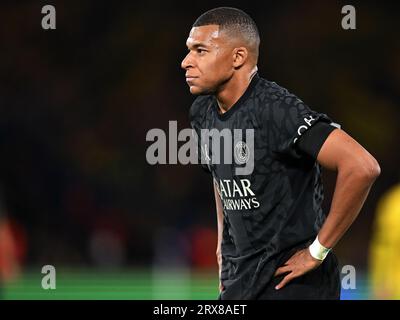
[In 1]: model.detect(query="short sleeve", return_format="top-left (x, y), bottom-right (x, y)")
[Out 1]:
top-left (296, 121), bottom-right (339, 160)
top-left (267, 94), bottom-right (340, 160)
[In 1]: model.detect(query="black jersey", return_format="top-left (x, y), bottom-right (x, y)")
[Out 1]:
top-left (189, 73), bottom-right (339, 299)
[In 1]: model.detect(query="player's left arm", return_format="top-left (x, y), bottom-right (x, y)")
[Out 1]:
top-left (313, 128), bottom-right (380, 248)
top-left (275, 128), bottom-right (381, 290)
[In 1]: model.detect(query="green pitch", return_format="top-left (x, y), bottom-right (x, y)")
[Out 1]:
top-left (1, 268), bottom-right (219, 300)
top-left (1, 268), bottom-right (371, 300)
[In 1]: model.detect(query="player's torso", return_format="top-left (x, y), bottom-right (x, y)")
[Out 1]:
top-left (191, 78), bottom-right (323, 256)
top-left (200, 97), bottom-right (295, 253)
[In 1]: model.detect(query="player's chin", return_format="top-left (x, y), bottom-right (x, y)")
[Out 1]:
top-left (189, 85), bottom-right (205, 95)
top-left (189, 84), bottom-right (212, 96)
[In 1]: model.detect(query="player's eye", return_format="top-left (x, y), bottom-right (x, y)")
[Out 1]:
top-left (197, 48), bottom-right (207, 55)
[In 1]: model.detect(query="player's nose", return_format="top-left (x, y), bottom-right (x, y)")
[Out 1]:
top-left (181, 52), bottom-right (193, 70)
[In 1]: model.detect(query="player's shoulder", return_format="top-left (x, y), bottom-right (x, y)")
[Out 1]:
top-left (189, 95), bottom-right (214, 124)
top-left (253, 76), bottom-right (316, 126)
top-left (256, 76), bottom-right (304, 106)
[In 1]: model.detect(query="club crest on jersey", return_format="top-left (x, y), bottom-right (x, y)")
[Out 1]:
top-left (234, 141), bottom-right (250, 164)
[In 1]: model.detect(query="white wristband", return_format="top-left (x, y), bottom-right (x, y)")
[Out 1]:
top-left (308, 236), bottom-right (331, 261)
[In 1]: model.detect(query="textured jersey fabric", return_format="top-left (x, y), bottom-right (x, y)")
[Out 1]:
top-left (189, 73), bottom-right (339, 299)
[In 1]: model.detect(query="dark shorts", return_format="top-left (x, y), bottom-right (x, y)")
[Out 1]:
top-left (256, 250), bottom-right (341, 300)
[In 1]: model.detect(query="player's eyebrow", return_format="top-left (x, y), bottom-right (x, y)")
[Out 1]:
top-left (186, 41), bottom-right (211, 50)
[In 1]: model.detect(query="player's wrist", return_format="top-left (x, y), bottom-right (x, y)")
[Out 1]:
top-left (308, 236), bottom-right (331, 261)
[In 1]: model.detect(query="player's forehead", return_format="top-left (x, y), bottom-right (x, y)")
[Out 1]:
top-left (186, 25), bottom-right (222, 48)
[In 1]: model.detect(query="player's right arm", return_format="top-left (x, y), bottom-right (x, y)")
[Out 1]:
top-left (213, 179), bottom-right (224, 293)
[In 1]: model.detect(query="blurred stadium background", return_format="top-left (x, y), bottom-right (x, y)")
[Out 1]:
top-left (0, 0), bottom-right (399, 299)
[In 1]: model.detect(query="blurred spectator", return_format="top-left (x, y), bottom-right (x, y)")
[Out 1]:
top-left (0, 189), bottom-right (27, 284)
top-left (190, 226), bottom-right (218, 270)
top-left (369, 183), bottom-right (400, 299)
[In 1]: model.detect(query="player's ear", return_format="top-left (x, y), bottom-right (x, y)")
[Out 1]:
top-left (232, 47), bottom-right (248, 68)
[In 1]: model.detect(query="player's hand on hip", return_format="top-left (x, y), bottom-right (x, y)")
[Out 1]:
top-left (273, 248), bottom-right (322, 290)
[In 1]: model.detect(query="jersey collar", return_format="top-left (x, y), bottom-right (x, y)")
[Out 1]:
top-left (214, 72), bottom-right (260, 121)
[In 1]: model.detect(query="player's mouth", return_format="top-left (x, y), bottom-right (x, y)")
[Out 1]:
top-left (185, 76), bottom-right (198, 84)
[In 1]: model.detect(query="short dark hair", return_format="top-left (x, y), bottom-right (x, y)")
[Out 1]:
top-left (193, 7), bottom-right (260, 60)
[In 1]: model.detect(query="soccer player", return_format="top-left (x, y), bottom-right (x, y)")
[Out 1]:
top-left (182, 7), bottom-right (380, 299)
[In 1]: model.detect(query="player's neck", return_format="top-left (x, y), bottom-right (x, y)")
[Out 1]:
top-left (215, 67), bottom-right (257, 114)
